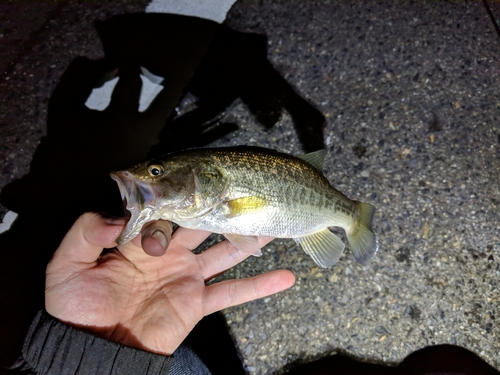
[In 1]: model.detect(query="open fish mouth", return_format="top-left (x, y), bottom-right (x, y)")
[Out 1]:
top-left (110, 171), bottom-right (160, 244)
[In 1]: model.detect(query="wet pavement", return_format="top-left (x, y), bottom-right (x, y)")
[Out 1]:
top-left (0, 1), bottom-right (499, 373)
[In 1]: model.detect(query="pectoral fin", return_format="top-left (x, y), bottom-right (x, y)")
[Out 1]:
top-left (225, 234), bottom-right (262, 256)
top-left (225, 196), bottom-right (268, 218)
top-left (295, 228), bottom-right (345, 268)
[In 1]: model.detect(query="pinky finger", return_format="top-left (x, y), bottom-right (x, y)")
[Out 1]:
top-left (202, 270), bottom-right (295, 316)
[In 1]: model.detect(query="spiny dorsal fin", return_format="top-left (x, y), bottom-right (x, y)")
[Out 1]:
top-left (296, 150), bottom-right (326, 172)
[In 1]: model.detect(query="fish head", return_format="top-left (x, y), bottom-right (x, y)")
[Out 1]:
top-left (111, 155), bottom-right (228, 244)
top-left (111, 158), bottom-right (198, 244)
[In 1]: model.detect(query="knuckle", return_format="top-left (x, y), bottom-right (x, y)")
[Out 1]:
top-left (80, 212), bottom-right (99, 225)
top-left (252, 278), bottom-right (260, 298)
top-left (145, 220), bottom-right (172, 235)
top-left (196, 254), bottom-right (210, 277)
top-left (227, 282), bottom-right (239, 305)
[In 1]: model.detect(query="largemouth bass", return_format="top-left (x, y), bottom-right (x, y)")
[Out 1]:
top-left (111, 146), bottom-right (378, 267)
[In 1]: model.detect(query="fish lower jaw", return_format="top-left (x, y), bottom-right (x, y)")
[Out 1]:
top-left (116, 230), bottom-right (143, 245)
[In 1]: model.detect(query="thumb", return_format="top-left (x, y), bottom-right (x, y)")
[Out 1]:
top-left (139, 220), bottom-right (173, 256)
top-left (115, 220), bottom-right (173, 262)
top-left (52, 213), bottom-right (125, 265)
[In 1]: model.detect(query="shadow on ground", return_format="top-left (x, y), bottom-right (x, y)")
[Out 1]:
top-left (285, 344), bottom-right (499, 375)
top-left (3, 11), bottom-right (495, 375)
top-left (0, 13), bottom-right (324, 370)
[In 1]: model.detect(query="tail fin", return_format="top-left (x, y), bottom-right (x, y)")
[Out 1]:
top-left (346, 202), bottom-right (378, 265)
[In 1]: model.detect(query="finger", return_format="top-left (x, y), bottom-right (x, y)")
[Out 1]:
top-left (53, 213), bottom-right (125, 264)
top-left (140, 220), bottom-right (173, 256)
top-left (203, 270), bottom-right (296, 315)
top-left (170, 227), bottom-right (212, 251)
top-left (118, 223), bottom-right (193, 258)
top-left (197, 237), bottom-right (275, 280)
top-left (117, 226), bottom-right (211, 266)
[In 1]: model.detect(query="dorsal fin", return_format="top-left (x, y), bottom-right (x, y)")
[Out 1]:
top-left (296, 150), bottom-right (326, 172)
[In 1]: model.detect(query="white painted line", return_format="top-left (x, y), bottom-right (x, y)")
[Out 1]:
top-left (140, 66), bottom-right (164, 85)
top-left (145, 0), bottom-right (237, 23)
top-left (139, 67), bottom-right (165, 112)
top-left (0, 211), bottom-right (18, 234)
top-left (85, 0), bottom-right (237, 113)
top-left (85, 76), bottom-right (120, 111)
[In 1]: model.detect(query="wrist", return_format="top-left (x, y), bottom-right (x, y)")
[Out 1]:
top-left (14, 310), bottom-right (173, 374)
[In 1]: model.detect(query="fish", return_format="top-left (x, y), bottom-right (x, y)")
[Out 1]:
top-left (110, 146), bottom-right (378, 267)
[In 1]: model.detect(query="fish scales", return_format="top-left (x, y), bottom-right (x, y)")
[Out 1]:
top-left (205, 149), bottom-right (352, 235)
top-left (111, 146), bottom-right (379, 268)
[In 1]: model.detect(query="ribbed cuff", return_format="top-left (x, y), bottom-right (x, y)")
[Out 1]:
top-left (13, 310), bottom-right (173, 375)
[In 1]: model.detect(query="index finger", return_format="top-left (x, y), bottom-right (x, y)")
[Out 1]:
top-left (203, 269), bottom-right (296, 316)
top-left (198, 236), bottom-right (275, 281)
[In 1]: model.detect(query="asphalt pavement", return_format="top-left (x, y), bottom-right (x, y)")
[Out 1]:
top-left (0, 1), bottom-right (499, 373)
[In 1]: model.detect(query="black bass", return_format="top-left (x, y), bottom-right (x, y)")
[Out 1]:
top-left (111, 146), bottom-right (378, 267)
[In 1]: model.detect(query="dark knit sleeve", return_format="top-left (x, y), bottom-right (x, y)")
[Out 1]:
top-left (12, 310), bottom-right (173, 375)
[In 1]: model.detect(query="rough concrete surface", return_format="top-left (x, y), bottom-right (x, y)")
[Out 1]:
top-left (1, 0), bottom-right (499, 374)
top-left (216, 1), bottom-right (500, 372)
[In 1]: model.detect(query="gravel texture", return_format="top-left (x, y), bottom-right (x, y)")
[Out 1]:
top-left (212, 1), bottom-right (500, 373)
top-left (485, 0), bottom-right (500, 33)
top-left (0, 0), bottom-right (499, 373)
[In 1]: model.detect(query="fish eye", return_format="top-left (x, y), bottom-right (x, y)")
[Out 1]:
top-left (147, 164), bottom-right (164, 177)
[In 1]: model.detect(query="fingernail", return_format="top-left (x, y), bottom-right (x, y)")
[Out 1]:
top-left (151, 230), bottom-right (168, 249)
top-left (107, 217), bottom-right (127, 226)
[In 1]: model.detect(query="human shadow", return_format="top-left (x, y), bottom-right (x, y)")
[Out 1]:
top-left (149, 18), bottom-right (326, 156)
top-left (94, 13), bottom-right (325, 158)
top-left (284, 344), bottom-right (500, 375)
top-left (0, 13), bottom-right (325, 370)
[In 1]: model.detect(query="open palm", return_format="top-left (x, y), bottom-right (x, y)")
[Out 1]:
top-left (45, 213), bottom-right (295, 355)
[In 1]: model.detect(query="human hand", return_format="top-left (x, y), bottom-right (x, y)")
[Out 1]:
top-left (139, 219), bottom-right (173, 256)
top-left (45, 213), bottom-right (295, 355)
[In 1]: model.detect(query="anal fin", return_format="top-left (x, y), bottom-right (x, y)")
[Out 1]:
top-left (224, 234), bottom-right (262, 257)
top-left (296, 228), bottom-right (345, 268)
